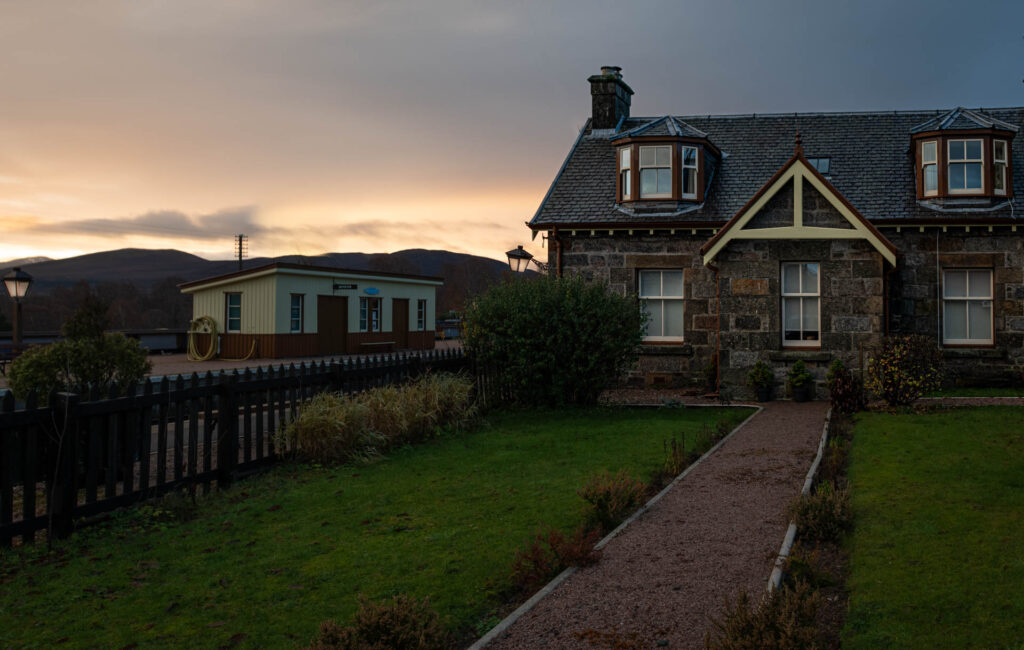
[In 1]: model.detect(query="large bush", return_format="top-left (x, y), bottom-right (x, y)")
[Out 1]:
top-left (8, 333), bottom-right (152, 402)
top-left (865, 335), bottom-right (942, 406)
top-left (462, 274), bottom-right (645, 405)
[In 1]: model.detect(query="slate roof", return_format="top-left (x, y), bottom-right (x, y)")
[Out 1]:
top-left (909, 107), bottom-right (1020, 134)
top-left (530, 108), bottom-right (1024, 229)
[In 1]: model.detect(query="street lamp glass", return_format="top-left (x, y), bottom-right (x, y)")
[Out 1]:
top-left (2, 267), bottom-right (33, 301)
top-left (505, 245), bottom-right (534, 274)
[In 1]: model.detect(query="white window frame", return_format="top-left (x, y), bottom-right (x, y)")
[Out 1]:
top-left (781, 262), bottom-right (821, 349)
top-left (639, 145), bottom-right (673, 199)
top-left (416, 299), bottom-right (427, 331)
top-left (359, 297), bottom-right (381, 333)
top-left (225, 293), bottom-right (241, 333)
top-left (618, 147), bottom-right (632, 201)
top-left (942, 269), bottom-right (993, 345)
top-left (993, 140), bottom-right (1008, 196)
top-left (289, 294), bottom-right (304, 334)
top-left (947, 138), bottom-right (984, 194)
top-left (921, 141), bottom-right (938, 197)
top-left (638, 269), bottom-right (685, 341)
top-left (681, 145), bottom-right (698, 199)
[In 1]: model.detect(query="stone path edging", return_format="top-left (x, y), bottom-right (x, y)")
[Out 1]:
top-left (469, 403), bottom-right (763, 650)
top-left (767, 407), bottom-right (833, 592)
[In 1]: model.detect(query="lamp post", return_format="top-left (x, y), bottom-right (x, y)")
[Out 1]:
top-left (3, 267), bottom-right (33, 345)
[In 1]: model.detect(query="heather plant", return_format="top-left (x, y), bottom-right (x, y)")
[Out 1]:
top-left (509, 525), bottom-right (602, 594)
top-left (825, 359), bottom-right (866, 413)
top-left (705, 580), bottom-right (821, 649)
top-left (787, 480), bottom-right (852, 543)
top-left (865, 335), bottom-right (943, 406)
top-left (308, 594), bottom-right (448, 650)
top-left (578, 469), bottom-right (648, 533)
top-left (462, 274), bottom-right (644, 406)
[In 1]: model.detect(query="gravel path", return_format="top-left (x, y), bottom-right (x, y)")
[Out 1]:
top-left (486, 400), bottom-right (829, 650)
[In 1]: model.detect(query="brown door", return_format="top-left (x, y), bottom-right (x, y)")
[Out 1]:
top-left (317, 296), bottom-right (348, 354)
top-left (392, 299), bottom-right (409, 349)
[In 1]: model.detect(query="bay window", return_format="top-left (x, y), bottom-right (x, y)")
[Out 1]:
top-left (994, 140), bottom-right (1008, 196)
top-left (947, 139), bottom-right (984, 193)
top-left (943, 269), bottom-right (993, 345)
top-left (639, 145), bottom-right (672, 198)
top-left (639, 269), bottom-right (684, 341)
top-left (781, 263), bottom-right (820, 347)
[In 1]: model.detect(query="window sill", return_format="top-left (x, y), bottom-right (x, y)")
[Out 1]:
top-left (770, 350), bottom-right (830, 363)
top-left (639, 343), bottom-right (693, 356)
top-left (941, 346), bottom-right (1003, 360)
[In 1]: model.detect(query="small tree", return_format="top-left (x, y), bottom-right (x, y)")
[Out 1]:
top-left (61, 292), bottom-right (109, 340)
top-left (866, 335), bottom-right (942, 406)
top-left (463, 274), bottom-right (644, 405)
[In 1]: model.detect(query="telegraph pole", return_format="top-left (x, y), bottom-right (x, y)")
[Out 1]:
top-left (235, 234), bottom-right (248, 270)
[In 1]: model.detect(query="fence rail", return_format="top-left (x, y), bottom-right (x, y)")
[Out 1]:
top-left (0, 349), bottom-right (470, 546)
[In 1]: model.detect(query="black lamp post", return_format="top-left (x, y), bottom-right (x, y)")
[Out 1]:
top-left (505, 245), bottom-right (535, 274)
top-left (3, 267), bottom-right (33, 345)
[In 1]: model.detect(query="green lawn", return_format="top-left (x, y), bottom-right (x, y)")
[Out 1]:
top-left (844, 407), bottom-right (1024, 649)
top-left (0, 405), bottom-right (750, 648)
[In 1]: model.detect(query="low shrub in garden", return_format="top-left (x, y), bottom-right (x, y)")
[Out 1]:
top-left (278, 373), bottom-right (475, 463)
top-left (816, 436), bottom-right (849, 486)
top-left (705, 580), bottom-right (820, 649)
top-left (865, 335), bottom-right (942, 406)
top-left (308, 594), bottom-right (448, 650)
top-left (578, 469), bottom-right (647, 532)
top-left (825, 360), bottom-right (865, 414)
top-left (509, 525), bottom-right (602, 594)
top-left (462, 274), bottom-right (645, 406)
top-left (787, 480), bottom-right (852, 543)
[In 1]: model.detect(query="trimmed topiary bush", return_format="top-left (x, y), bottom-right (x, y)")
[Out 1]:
top-left (462, 274), bottom-right (644, 406)
top-left (865, 335), bottom-right (942, 406)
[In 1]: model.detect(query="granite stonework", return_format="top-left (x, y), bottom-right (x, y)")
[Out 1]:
top-left (552, 225), bottom-right (1024, 396)
top-left (885, 228), bottom-right (1024, 385)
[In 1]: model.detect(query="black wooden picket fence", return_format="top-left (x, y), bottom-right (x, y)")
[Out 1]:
top-left (0, 349), bottom-right (476, 546)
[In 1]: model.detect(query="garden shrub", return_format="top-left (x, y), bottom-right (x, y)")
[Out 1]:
top-left (705, 580), bottom-right (820, 649)
top-left (8, 333), bottom-right (151, 403)
top-left (308, 594), bottom-right (448, 650)
top-left (787, 480), bottom-right (852, 543)
top-left (462, 274), bottom-right (644, 406)
top-left (509, 525), bottom-right (602, 594)
top-left (653, 434), bottom-right (688, 487)
top-left (865, 335), bottom-right (942, 406)
top-left (578, 469), bottom-right (647, 533)
top-left (825, 360), bottom-right (865, 414)
top-left (278, 373), bottom-right (475, 463)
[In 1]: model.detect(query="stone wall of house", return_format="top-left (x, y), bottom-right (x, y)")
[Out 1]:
top-left (552, 232), bottom-right (887, 397)
top-left (886, 229), bottom-right (1024, 385)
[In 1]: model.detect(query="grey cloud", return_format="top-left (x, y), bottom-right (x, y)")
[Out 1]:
top-left (49, 206), bottom-right (268, 240)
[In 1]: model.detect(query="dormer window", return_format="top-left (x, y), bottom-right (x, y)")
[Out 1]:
top-left (639, 145), bottom-right (672, 198)
top-left (619, 148), bottom-right (632, 200)
top-left (948, 139), bottom-right (983, 194)
top-left (921, 142), bottom-right (938, 196)
top-left (994, 140), bottom-right (1008, 196)
top-left (681, 146), bottom-right (698, 199)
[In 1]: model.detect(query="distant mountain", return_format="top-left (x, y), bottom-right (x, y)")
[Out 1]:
top-left (2, 248), bottom-right (514, 323)
top-left (0, 256), bottom-right (52, 267)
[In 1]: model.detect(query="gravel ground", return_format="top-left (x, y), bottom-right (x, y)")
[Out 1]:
top-left (486, 400), bottom-right (829, 650)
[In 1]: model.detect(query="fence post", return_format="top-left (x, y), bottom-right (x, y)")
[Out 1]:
top-left (217, 373), bottom-right (239, 488)
top-left (50, 392), bottom-right (81, 540)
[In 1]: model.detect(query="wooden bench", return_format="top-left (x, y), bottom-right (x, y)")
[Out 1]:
top-left (359, 341), bottom-right (396, 353)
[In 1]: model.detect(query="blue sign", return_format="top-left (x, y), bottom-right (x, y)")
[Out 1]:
top-left (364, 287), bottom-right (380, 295)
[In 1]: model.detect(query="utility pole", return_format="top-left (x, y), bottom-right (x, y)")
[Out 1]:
top-left (235, 234), bottom-right (248, 270)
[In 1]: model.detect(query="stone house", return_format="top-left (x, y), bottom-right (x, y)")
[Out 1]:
top-left (527, 67), bottom-right (1023, 395)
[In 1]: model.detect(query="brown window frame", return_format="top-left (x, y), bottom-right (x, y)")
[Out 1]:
top-left (615, 138), bottom-right (713, 203)
top-left (913, 131), bottom-right (1015, 200)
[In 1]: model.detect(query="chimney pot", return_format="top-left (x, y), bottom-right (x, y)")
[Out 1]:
top-left (600, 66), bottom-right (622, 78)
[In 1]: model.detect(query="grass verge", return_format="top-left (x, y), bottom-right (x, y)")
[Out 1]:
top-left (843, 406), bottom-right (1024, 648)
top-left (926, 386), bottom-right (1024, 397)
top-left (0, 405), bottom-right (749, 648)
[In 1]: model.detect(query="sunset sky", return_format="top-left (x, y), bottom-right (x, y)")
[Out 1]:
top-left (1, 0), bottom-right (1022, 264)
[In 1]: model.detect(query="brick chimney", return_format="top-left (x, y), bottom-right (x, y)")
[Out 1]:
top-left (587, 66), bottom-right (633, 130)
